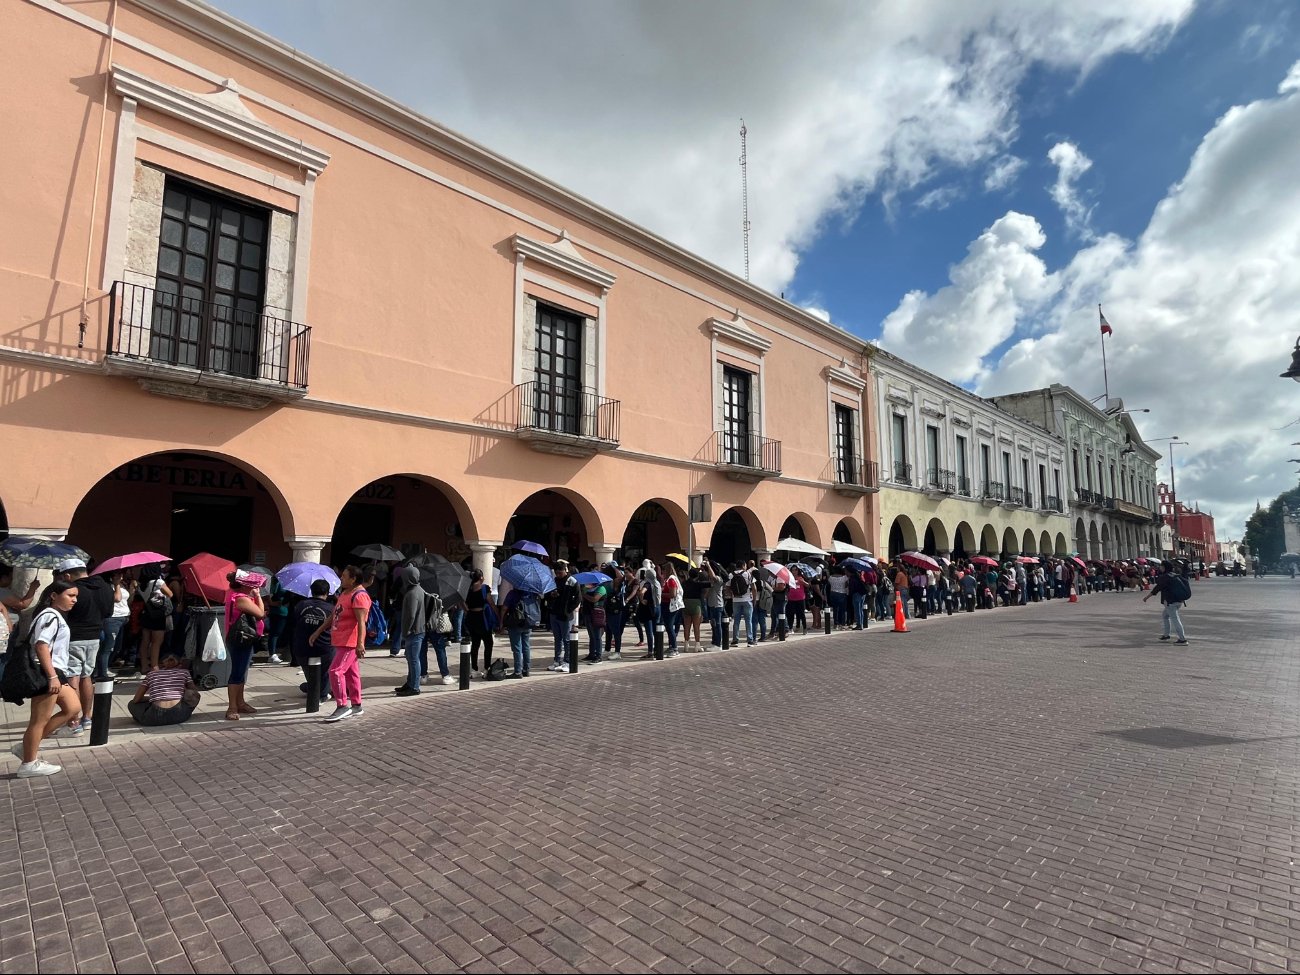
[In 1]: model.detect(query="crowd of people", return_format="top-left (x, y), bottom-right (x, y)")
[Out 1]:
top-left (2, 545), bottom-right (1204, 778)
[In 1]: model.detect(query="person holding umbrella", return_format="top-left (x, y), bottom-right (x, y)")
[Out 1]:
top-left (223, 569), bottom-right (267, 720)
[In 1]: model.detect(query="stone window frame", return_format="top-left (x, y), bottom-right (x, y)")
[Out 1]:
top-left (511, 233), bottom-right (616, 397)
top-left (824, 362), bottom-right (866, 482)
top-left (102, 65), bottom-right (329, 375)
top-left (709, 313), bottom-right (772, 445)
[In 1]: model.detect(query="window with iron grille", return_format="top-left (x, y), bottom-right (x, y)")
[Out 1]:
top-left (722, 366), bottom-right (752, 466)
top-left (835, 404), bottom-right (857, 482)
top-left (891, 414), bottom-right (909, 480)
top-left (534, 303), bottom-right (583, 434)
top-left (153, 178), bottom-right (268, 378)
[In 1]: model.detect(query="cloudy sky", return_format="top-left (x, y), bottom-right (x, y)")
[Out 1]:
top-left (215, 0), bottom-right (1300, 538)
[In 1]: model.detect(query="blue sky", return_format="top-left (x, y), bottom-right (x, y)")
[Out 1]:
top-left (212, 0), bottom-right (1300, 536)
top-left (793, 0), bottom-right (1299, 337)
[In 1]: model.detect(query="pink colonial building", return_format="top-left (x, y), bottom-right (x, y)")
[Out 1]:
top-left (1, 0), bottom-right (881, 577)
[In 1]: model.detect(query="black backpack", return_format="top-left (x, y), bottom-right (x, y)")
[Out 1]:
top-left (483, 659), bottom-right (510, 681)
top-left (1166, 574), bottom-right (1192, 602)
top-left (1, 611), bottom-right (53, 705)
top-left (728, 571), bottom-right (749, 598)
top-left (606, 584), bottom-right (626, 615)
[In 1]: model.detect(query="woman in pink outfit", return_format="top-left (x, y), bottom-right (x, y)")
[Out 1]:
top-left (314, 565), bottom-right (370, 723)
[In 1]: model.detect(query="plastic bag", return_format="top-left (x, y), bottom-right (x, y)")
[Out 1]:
top-left (202, 622), bottom-right (227, 663)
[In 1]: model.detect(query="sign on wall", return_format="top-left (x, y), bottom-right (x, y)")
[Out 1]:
top-left (689, 493), bottom-right (712, 524)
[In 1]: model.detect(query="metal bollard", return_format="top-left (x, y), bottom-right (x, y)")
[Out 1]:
top-left (653, 624), bottom-right (665, 660)
top-left (569, 633), bottom-right (579, 674)
top-left (459, 648), bottom-right (471, 690)
top-left (722, 618), bottom-right (731, 651)
top-left (305, 657), bottom-right (321, 713)
top-left (89, 679), bottom-right (113, 746)
top-left (824, 612), bottom-right (832, 635)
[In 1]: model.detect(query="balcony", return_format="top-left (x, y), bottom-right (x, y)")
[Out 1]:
top-left (516, 381), bottom-right (621, 457)
top-left (834, 460), bottom-right (880, 497)
top-left (1044, 495), bottom-right (1064, 513)
top-left (892, 461), bottom-right (913, 486)
top-left (1107, 497), bottom-right (1158, 522)
top-left (105, 280), bottom-right (311, 408)
top-left (955, 474), bottom-right (973, 498)
top-left (1076, 488), bottom-right (1105, 509)
top-left (1003, 486), bottom-right (1026, 508)
top-left (981, 481), bottom-right (1005, 506)
top-left (712, 431), bottom-right (781, 482)
top-left (925, 467), bottom-right (956, 498)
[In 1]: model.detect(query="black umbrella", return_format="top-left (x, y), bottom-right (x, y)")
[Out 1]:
top-left (407, 553), bottom-right (470, 601)
top-left (351, 543), bottom-right (403, 562)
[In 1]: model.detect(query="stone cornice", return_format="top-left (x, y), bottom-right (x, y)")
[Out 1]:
top-left (710, 313), bottom-right (772, 356)
top-left (512, 232), bottom-right (617, 293)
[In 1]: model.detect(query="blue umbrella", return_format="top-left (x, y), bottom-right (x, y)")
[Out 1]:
top-left (572, 571), bottom-right (612, 586)
top-left (790, 562), bottom-right (820, 577)
top-left (0, 536), bottom-right (90, 569)
top-left (499, 554), bottom-right (556, 595)
top-left (842, 557), bottom-right (876, 572)
top-left (276, 562), bottom-right (341, 598)
top-left (511, 540), bottom-right (548, 557)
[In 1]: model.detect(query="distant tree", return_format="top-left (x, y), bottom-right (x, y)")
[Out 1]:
top-left (1243, 486), bottom-right (1300, 565)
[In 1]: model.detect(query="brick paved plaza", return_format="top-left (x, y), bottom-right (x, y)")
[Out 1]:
top-left (2, 578), bottom-right (1298, 974)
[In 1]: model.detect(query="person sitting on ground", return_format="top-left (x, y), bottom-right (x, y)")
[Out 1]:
top-left (128, 652), bottom-right (198, 726)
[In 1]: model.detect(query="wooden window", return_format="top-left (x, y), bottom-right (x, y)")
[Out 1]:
top-left (533, 303), bottom-right (583, 434)
top-left (722, 366), bottom-right (752, 465)
top-left (835, 404), bottom-right (857, 482)
top-left (154, 177), bottom-right (268, 378)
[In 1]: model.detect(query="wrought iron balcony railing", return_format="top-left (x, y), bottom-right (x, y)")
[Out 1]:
top-left (1044, 495), bottom-right (1064, 513)
top-left (516, 381), bottom-right (620, 444)
top-left (982, 480), bottom-right (1005, 501)
top-left (893, 461), bottom-right (913, 485)
top-left (836, 459), bottom-right (879, 490)
top-left (108, 280), bottom-right (311, 389)
top-left (1007, 486), bottom-right (1026, 506)
top-left (713, 430), bottom-right (781, 476)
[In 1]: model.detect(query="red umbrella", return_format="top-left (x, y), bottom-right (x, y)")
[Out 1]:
top-left (179, 552), bottom-right (237, 605)
top-left (900, 551), bottom-right (941, 572)
top-left (971, 555), bottom-right (999, 568)
top-left (1069, 556), bottom-right (1088, 571)
top-left (1016, 556), bottom-right (1040, 564)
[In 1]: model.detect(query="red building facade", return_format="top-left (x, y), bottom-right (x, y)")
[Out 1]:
top-left (1158, 483), bottom-right (1216, 561)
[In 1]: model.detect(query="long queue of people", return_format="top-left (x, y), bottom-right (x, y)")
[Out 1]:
top-left (3, 545), bottom-right (1200, 778)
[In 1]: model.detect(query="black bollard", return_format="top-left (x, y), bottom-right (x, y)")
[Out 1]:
top-left (946, 596), bottom-right (954, 616)
top-left (305, 656), bottom-right (321, 713)
top-left (89, 679), bottom-right (113, 746)
top-left (569, 633), bottom-right (579, 674)
top-left (459, 648), bottom-right (471, 690)
top-left (722, 618), bottom-right (731, 651)
top-left (653, 623), bottom-right (665, 660)
top-left (824, 612), bottom-right (832, 635)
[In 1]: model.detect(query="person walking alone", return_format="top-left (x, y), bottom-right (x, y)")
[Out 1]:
top-left (1144, 560), bottom-right (1190, 645)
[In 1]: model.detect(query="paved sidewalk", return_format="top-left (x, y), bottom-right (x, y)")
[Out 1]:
top-left (2, 577), bottom-right (1298, 973)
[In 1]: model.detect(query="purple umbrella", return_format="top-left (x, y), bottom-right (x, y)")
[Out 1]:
top-left (511, 540), bottom-right (548, 557)
top-left (276, 562), bottom-right (341, 598)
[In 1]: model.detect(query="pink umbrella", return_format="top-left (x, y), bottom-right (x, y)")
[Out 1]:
top-left (1069, 556), bottom-right (1088, 571)
top-left (1017, 556), bottom-right (1040, 564)
top-left (900, 551), bottom-right (942, 572)
top-left (93, 551), bottom-right (170, 575)
top-left (760, 561), bottom-right (794, 587)
top-left (971, 555), bottom-right (999, 568)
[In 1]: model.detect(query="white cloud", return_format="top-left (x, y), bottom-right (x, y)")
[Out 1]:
top-left (916, 185), bottom-right (963, 211)
top-left (884, 66), bottom-right (1300, 536)
top-left (1279, 59), bottom-right (1300, 94)
top-left (984, 154), bottom-right (1027, 191)
top-left (213, 0), bottom-right (1193, 293)
top-left (803, 305), bottom-right (832, 322)
top-left (1047, 141), bottom-right (1095, 238)
top-left (880, 212), bottom-right (1057, 384)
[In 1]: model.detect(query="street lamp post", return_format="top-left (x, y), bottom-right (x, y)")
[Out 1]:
top-left (1167, 440), bottom-right (1189, 556)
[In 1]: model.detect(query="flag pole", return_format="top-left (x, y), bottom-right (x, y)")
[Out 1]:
top-left (1099, 303), bottom-right (1110, 406)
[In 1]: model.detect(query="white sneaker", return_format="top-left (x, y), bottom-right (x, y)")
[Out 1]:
top-left (609, 652), bottom-right (622, 661)
top-left (58, 723), bottom-right (83, 737)
top-left (323, 706), bottom-right (353, 723)
top-left (17, 759), bottom-right (60, 778)
top-left (441, 675), bottom-right (455, 685)
top-left (269, 654), bottom-right (283, 664)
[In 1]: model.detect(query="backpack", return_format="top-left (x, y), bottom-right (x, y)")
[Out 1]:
top-left (1166, 574), bottom-right (1192, 602)
top-left (505, 594), bottom-right (532, 629)
top-left (483, 659), bottom-right (510, 681)
top-left (728, 571), bottom-right (749, 599)
top-left (424, 592), bottom-right (451, 634)
top-left (606, 584), bottom-right (626, 616)
top-left (0, 609), bottom-right (54, 705)
top-left (365, 602), bottom-right (389, 645)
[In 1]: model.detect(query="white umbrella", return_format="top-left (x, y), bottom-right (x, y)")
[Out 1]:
top-left (774, 537), bottom-right (826, 556)
top-left (830, 540), bottom-right (874, 556)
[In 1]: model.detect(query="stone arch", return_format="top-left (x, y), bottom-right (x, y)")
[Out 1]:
top-left (329, 473), bottom-right (479, 566)
top-left (1055, 532), bottom-right (1068, 555)
top-left (67, 449), bottom-right (297, 566)
top-left (504, 487), bottom-right (607, 565)
top-left (708, 505), bottom-right (767, 563)
top-left (953, 521), bottom-right (976, 558)
top-left (1040, 530), bottom-right (1052, 554)
top-left (1022, 529), bottom-right (1036, 554)
top-left (1075, 518), bottom-right (1088, 556)
top-left (832, 517), bottom-right (868, 548)
top-left (980, 524), bottom-right (999, 555)
top-left (0, 495), bottom-right (6, 538)
top-left (619, 497), bottom-right (689, 565)
top-left (1001, 527), bottom-right (1019, 556)
top-left (887, 514), bottom-right (919, 558)
top-left (1089, 522), bottom-right (1101, 560)
top-left (1101, 523), bottom-right (1111, 560)
top-left (922, 518), bottom-right (950, 555)
top-left (778, 512), bottom-right (823, 549)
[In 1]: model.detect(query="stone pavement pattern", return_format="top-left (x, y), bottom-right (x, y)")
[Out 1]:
top-left (2, 579), bottom-right (1298, 973)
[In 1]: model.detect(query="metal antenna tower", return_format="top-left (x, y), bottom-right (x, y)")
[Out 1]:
top-left (740, 119), bottom-right (751, 281)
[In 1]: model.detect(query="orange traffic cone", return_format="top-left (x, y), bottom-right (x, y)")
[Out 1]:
top-left (891, 593), bottom-right (909, 633)
top-left (1068, 585), bottom-right (1078, 603)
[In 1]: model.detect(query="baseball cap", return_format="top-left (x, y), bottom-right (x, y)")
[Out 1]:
top-left (54, 558), bottom-right (87, 573)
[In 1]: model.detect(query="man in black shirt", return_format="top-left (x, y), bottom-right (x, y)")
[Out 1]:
top-left (292, 579), bottom-right (335, 703)
top-left (55, 558), bottom-right (114, 732)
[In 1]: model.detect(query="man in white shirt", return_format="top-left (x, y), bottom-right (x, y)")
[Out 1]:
top-left (728, 562), bottom-right (756, 646)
